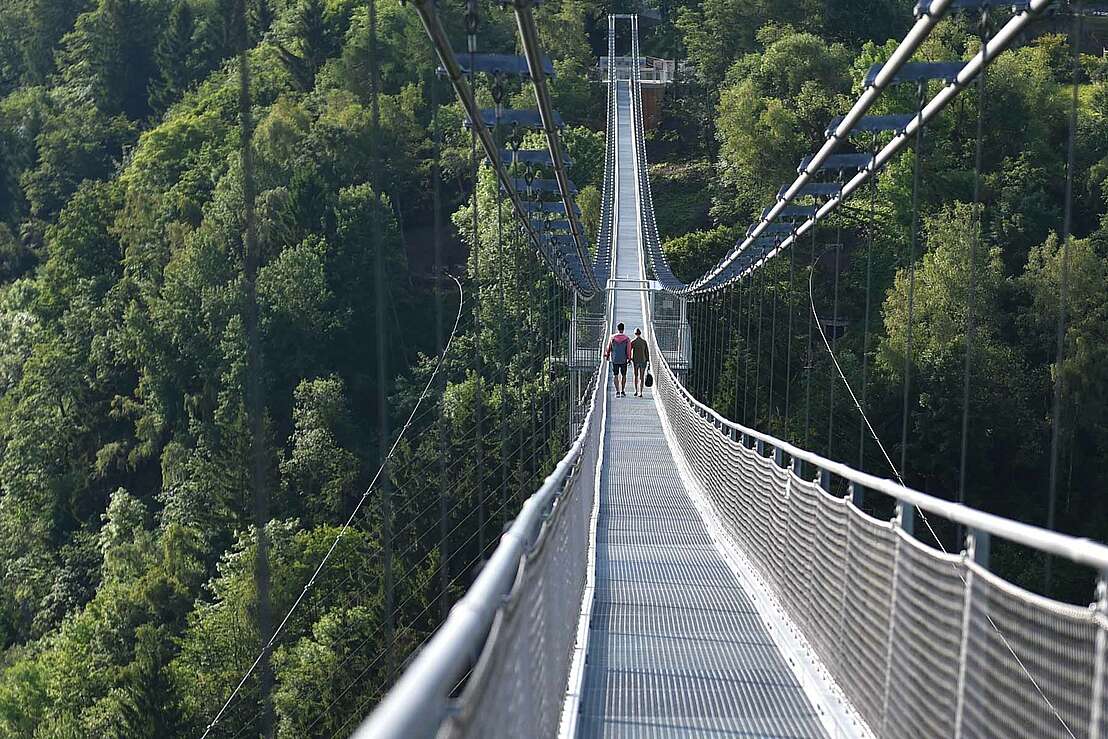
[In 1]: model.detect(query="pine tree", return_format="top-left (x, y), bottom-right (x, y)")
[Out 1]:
top-left (23, 0), bottom-right (89, 84)
top-left (100, 0), bottom-right (158, 119)
top-left (249, 0), bottom-right (275, 39)
top-left (274, 0), bottom-right (333, 91)
top-left (148, 0), bottom-right (196, 115)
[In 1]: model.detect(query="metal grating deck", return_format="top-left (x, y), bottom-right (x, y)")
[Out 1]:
top-left (574, 83), bottom-right (827, 739)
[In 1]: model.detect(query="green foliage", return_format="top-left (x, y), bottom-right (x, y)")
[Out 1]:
top-left (715, 28), bottom-right (852, 222)
top-left (649, 160), bottom-right (713, 241)
top-left (170, 522), bottom-right (383, 734)
top-left (149, 0), bottom-right (198, 115)
top-left (279, 376), bottom-right (361, 523)
top-left (663, 224), bottom-right (739, 283)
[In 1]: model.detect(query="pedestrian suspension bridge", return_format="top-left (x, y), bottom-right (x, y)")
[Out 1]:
top-left (286, 3), bottom-right (1105, 737)
top-left (346, 5), bottom-right (1108, 738)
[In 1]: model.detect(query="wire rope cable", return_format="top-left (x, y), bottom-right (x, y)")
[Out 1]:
top-left (807, 247), bottom-right (1078, 739)
top-left (958, 10), bottom-right (990, 512)
top-left (899, 81), bottom-right (926, 478)
top-left (200, 275), bottom-right (466, 738)
top-left (1045, 0), bottom-right (1082, 588)
top-left (859, 133), bottom-right (877, 470)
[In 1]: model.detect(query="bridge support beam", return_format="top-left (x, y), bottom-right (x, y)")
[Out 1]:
top-left (849, 481), bottom-right (865, 511)
top-left (895, 500), bottom-right (913, 537)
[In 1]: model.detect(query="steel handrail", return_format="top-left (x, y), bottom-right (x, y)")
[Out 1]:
top-left (649, 336), bottom-right (1108, 572)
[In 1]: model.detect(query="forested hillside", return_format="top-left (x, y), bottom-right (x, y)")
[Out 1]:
top-left (0, 0), bottom-right (1106, 734)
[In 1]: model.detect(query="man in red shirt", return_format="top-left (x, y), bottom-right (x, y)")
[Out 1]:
top-left (604, 322), bottom-right (631, 397)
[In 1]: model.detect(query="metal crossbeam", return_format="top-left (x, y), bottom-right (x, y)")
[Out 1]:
top-left (532, 218), bottom-right (571, 232)
top-left (450, 52), bottom-right (554, 78)
top-left (467, 108), bottom-right (565, 129)
top-left (798, 153), bottom-right (874, 174)
top-left (506, 177), bottom-right (577, 195)
top-left (779, 181), bottom-right (843, 199)
top-left (825, 114), bottom-right (915, 137)
top-left (864, 60), bottom-right (965, 87)
top-left (494, 148), bottom-right (573, 166)
top-left (764, 204), bottom-right (820, 220)
top-left (522, 200), bottom-right (582, 216)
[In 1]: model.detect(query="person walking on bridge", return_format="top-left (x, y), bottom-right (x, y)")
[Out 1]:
top-left (605, 323), bottom-right (631, 397)
top-left (630, 328), bottom-right (649, 397)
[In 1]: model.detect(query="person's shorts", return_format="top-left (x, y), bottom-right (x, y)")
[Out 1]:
top-left (612, 362), bottom-right (627, 377)
top-left (633, 361), bottom-right (647, 371)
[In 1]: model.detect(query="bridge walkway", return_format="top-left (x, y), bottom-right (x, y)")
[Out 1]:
top-left (573, 82), bottom-right (829, 738)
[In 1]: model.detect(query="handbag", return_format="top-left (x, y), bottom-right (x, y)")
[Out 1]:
top-left (644, 365), bottom-right (654, 388)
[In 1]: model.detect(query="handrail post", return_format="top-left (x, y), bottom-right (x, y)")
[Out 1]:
top-left (850, 482), bottom-right (865, 509)
top-left (954, 528), bottom-right (989, 738)
top-left (971, 529), bottom-right (990, 570)
top-left (880, 501), bottom-right (910, 733)
top-left (1090, 575), bottom-right (1108, 739)
top-left (818, 467), bottom-right (831, 491)
top-left (897, 501), bottom-right (914, 537)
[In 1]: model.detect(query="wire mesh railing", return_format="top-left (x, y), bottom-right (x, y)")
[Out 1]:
top-left (355, 362), bottom-right (606, 739)
top-left (648, 333), bottom-right (1108, 739)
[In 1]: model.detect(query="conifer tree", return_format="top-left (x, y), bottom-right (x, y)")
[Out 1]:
top-left (148, 0), bottom-right (196, 115)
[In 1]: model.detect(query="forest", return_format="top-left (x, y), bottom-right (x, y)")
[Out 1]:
top-left (0, 0), bottom-right (1105, 735)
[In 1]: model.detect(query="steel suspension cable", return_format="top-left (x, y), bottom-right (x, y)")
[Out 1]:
top-left (859, 134), bottom-right (877, 471)
top-left (370, 0), bottom-right (394, 679)
top-left (232, 0), bottom-right (273, 730)
top-left (745, 270), bottom-right (755, 423)
top-left (722, 288), bottom-right (731, 405)
top-left (827, 236), bottom-right (841, 458)
top-left (900, 81), bottom-right (927, 479)
top-left (732, 281), bottom-right (744, 420)
top-left (804, 253), bottom-right (1080, 738)
top-left (959, 11), bottom-right (990, 514)
top-left (465, 0), bottom-right (485, 559)
top-left (1046, 0), bottom-right (1083, 589)
top-left (200, 275), bottom-right (466, 738)
top-left (432, 71), bottom-right (449, 623)
top-left (492, 75), bottom-right (509, 531)
top-left (804, 226), bottom-right (816, 445)
top-left (754, 266), bottom-right (766, 426)
top-left (768, 262), bottom-right (779, 427)
top-left (785, 236), bottom-right (796, 423)
top-left (710, 294), bottom-right (722, 400)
